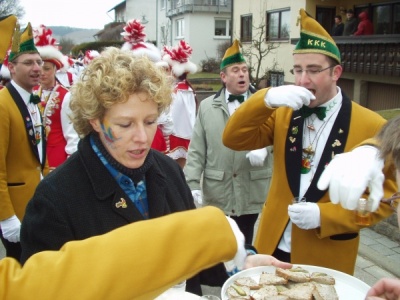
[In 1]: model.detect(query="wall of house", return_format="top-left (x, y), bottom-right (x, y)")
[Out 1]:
top-left (169, 12), bottom-right (231, 67)
top-left (125, 0), bottom-right (158, 41)
top-left (234, 0), bottom-right (306, 84)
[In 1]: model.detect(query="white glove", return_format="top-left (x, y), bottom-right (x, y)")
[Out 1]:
top-left (288, 202), bottom-right (320, 230)
top-left (317, 146), bottom-right (384, 212)
top-left (246, 148), bottom-right (268, 167)
top-left (191, 190), bottom-right (203, 206)
top-left (265, 85), bottom-right (316, 110)
top-left (224, 216), bottom-right (247, 273)
top-left (0, 215), bottom-right (21, 243)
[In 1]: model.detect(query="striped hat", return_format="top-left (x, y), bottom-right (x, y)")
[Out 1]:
top-left (294, 9), bottom-right (341, 64)
top-left (9, 22), bottom-right (39, 62)
top-left (34, 25), bottom-right (64, 70)
top-left (0, 15), bottom-right (17, 68)
top-left (220, 39), bottom-right (246, 70)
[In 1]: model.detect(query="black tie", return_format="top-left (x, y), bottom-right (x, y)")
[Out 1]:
top-left (30, 94), bottom-right (41, 104)
top-left (228, 94), bottom-right (245, 103)
top-left (299, 105), bottom-right (327, 120)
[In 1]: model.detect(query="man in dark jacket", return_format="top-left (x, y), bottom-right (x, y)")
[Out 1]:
top-left (343, 9), bottom-right (358, 36)
top-left (331, 15), bottom-right (344, 36)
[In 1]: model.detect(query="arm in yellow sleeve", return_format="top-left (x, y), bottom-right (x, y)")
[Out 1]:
top-left (0, 206), bottom-right (236, 300)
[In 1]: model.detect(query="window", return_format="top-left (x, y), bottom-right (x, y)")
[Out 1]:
top-left (371, 2), bottom-right (400, 34)
top-left (215, 19), bottom-right (231, 37)
top-left (160, 0), bottom-right (165, 10)
top-left (266, 8), bottom-right (290, 41)
top-left (208, 0), bottom-right (226, 5)
top-left (241, 15), bottom-right (252, 42)
top-left (176, 19), bottom-right (184, 38)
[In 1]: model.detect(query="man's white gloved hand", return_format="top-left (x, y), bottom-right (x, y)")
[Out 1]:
top-left (224, 216), bottom-right (247, 273)
top-left (288, 202), bottom-right (320, 230)
top-left (0, 215), bottom-right (21, 243)
top-left (191, 190), bottom-right (203, 206)
top-left (317, 146), bottom-right (384, 212)
top-left (246, 148), bottom-right (268, 167)
top-left (264, 85), bottom-right (316, 110)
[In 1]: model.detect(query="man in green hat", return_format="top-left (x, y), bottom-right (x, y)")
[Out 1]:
top-left (185, 39), bottom-right (273, 246)
top-left (0, 22), bottom-right (48, 260)
top-left (222, 9), bottom-right (395, 275)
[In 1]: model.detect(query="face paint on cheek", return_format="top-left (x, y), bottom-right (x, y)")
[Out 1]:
top-left (100, 120), bottom-right (120, 145)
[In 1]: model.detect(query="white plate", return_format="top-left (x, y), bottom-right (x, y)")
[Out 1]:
top-left (155, 290), bottom-right (200, 300)
top-left (221, 265), bottom-right (370, 300)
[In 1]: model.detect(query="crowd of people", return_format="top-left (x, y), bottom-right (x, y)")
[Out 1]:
top-left (334, 8), bottom-right (374, 36)
top-left (0, 6), bottom-right (398, 299)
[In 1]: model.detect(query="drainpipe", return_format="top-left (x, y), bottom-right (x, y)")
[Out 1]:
top-left (156, 0), bottom-right (159, 45)
top-left (230, 0), bottom-right (233, 44)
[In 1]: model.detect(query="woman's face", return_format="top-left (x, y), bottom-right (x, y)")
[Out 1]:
top-left (40, 61), bottom-right (57, 88)
top-left (90, 92), bottom-right (158, 169)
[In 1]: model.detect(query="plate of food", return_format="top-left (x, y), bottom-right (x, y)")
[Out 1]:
top-left (221, 265), bottom-right (370, 300)
top-left (155, 290), bottom-right (200, 300)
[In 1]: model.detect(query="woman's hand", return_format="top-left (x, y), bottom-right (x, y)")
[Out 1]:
top-left (243, 254), bottom-right (292, 270)
top-left (365, 277), bottom-right (400, 300)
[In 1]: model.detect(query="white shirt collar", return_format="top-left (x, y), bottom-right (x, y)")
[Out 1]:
top-left (10, 80), bottom-right (32, 105)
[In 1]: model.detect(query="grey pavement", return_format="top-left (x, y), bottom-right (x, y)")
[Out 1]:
top-left (1, 227), bottom-right (398, 298)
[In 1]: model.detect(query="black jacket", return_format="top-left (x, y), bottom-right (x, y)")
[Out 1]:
top-left (21, 134), bottom-right (226, 294)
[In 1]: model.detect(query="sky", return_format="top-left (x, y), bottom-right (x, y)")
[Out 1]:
top-left (18, 0), bottom-right (121, 29)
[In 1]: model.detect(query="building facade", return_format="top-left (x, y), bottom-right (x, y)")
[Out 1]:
top-left (234, 0), bottom-right (400, 110)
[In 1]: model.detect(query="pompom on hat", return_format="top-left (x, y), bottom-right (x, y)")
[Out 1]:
top-left (220, 39), bottom-right (246, 70)
top-left (0, 15), bottom-right (17, 68)
top-left (293, 8), bottom-right (341, 64)
top-left (9, 22), bottom-right (39, 62)
top-left (162, 40), bottom-right (197, 77)
top-left (83, 50), bottom-right (100, 66)
top-left (33, 24), bottom-right (64, 70)
top-left (121, 19), bottom-right (162, 63)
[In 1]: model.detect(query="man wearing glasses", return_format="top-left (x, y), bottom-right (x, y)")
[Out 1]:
top-left (0, 22), bottom-right (48, 260)
top-left (222, 9), bottom-right (396, 275)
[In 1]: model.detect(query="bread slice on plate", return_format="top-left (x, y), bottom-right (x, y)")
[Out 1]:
top-left (312, 283), bottom-right (339, 300)
top-left (310, 272), bottom-right (335, 285)
top-left (251, 286), bottom-right (279, 299)
top-left (226, 284), bottom-right (251, 299)
top-left (275, 267), bottom-right (311, 283)
top-left (234, 276), bottom-right (260, 290)
top-left (279, 283), bottom-right (315, 300)
top-left (259, 272), bottom-right (288, 285)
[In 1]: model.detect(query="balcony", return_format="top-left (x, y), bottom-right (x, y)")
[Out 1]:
top-left (292, 35), bottom-right (400, 78)
top-left (334, 35), bottom-right (400, 77)
top-left (166, 0), bottom-right (231, 17)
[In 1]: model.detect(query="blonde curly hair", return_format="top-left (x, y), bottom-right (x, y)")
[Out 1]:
top-left (378, 115), bottom-right (400, 170)
top-left (70, 47), bottom-right (173, 137)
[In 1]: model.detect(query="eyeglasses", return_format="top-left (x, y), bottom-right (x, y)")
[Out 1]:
top-left (381, 192), bottom-right (400, 211)
top-left (13, 60), bottom-right (44, 67)
top-left (290, 65), bottom-right (335, 76)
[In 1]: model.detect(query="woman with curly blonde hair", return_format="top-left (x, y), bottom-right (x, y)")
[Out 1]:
top-left (20, 47), bottom-right (221, 295)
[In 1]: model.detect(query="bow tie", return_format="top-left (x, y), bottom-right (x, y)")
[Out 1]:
top-left (30, 94), bottom-right (41, 105)
top-left (299, 105), bottom-right (327, 120)
top-left (228, 94), bottom-right (245, 103)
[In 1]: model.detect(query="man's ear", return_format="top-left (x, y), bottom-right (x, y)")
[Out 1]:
top-left (332, 65), bottom-right (343, 81)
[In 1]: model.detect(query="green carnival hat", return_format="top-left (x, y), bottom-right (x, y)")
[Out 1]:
top-left (0, 15), bottom-right (17, 68)
top-left (294, 9), bottom-right (341, 64)
top-left (220, 39), bottom-right (246, 70)
top-left (9, 22), bottom-right (39, 62)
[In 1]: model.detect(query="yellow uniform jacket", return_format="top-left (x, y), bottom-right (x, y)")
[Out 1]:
top-left (223, 88), bottom-right (396, 275)
top-left (0, 84), bottom-right (48, 221)
top-left (0, 206), bottom-right (236, 299)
